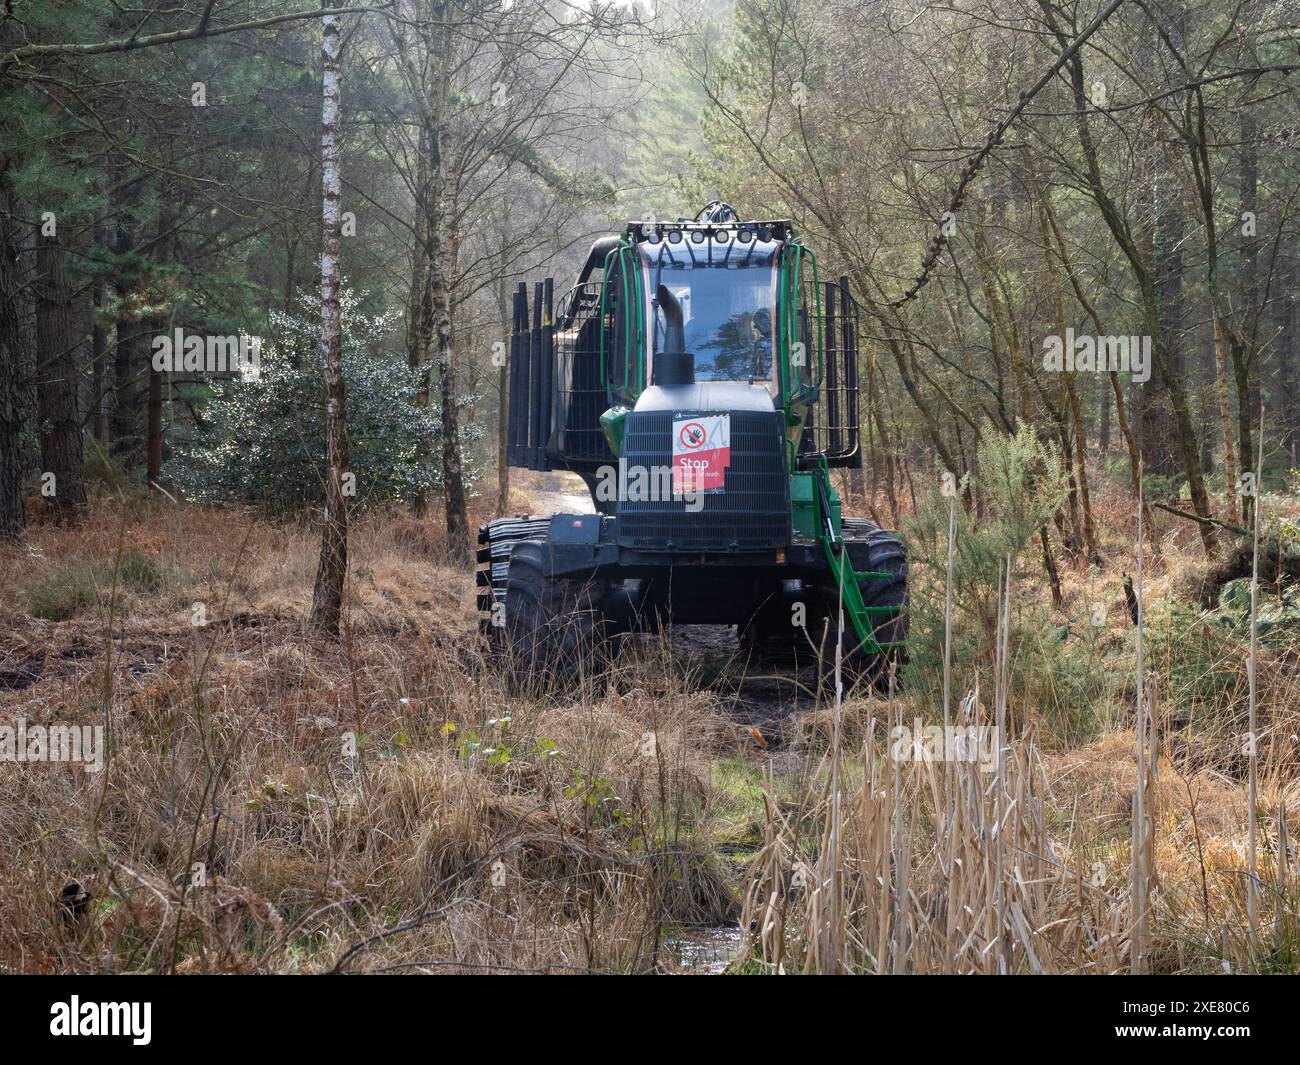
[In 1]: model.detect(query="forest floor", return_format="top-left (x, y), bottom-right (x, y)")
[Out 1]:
top-left (1, 475), bottom-right (1298, 974)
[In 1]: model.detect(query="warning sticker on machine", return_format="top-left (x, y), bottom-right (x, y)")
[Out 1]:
top-left (672, 414), bottom-right (730, 493)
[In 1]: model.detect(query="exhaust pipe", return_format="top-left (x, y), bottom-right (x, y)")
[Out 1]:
top-left (652, 284), bottom-right (694, 387)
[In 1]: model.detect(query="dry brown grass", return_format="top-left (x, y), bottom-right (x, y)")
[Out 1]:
top-left (1, 482), bottom-right (1297, 974)
top-left (0, 500), bottom-right (748, 973)
top-left (737, 482), bottom-right (1300, 974)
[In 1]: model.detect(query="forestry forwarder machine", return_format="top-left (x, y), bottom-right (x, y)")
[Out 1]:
top-left (477, 202), bottom-right (907, 688)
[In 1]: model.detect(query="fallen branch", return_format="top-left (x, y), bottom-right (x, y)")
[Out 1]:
top-left (1152, 502), bottom-right (1247, 538)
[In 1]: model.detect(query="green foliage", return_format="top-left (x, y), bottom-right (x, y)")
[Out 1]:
top-left (970, 422), bottom-right (1072, 560)
top-left (902, 422), bottom-right (1099, 739)
top-left (169, 292), bottom-right (484, 512)
top-left (904, 421), bottom-right (1069, 629)
top-left (564, 771), bottom-right (624, 826)
top-left (1143, 575), bottom-right (1300, 737)
top-left (117, 547), bottom-right (165, 595)
top-left (1145, 600), bottom-right (1249, 735)
top-left (1215, 578), bottom-right (1300, 646)
top-left (709, 757), bottom-right (766, 853)
top-left (1142, 471), bottom-right (1185, 502)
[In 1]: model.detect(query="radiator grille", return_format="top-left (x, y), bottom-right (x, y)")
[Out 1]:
top-left (616, 410), bottom-right (790, 551)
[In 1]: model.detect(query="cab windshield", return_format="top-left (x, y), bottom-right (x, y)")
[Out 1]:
top-left (639, 235), bottom-right (781, 388)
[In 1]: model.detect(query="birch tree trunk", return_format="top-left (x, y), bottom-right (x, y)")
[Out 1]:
top-left (495, 268), bottom-right (509, 516)
top-left (425, 29), bottom-right (470, 566)
top-left (1043, 5), bottom-right (1215, 554)
top-left (1213, 317), bottom-right (1240, 523)
top-left (431, 188), bottom-right (470, 564)
top-left (1037, 184), bottom-right (1096, 562)
top-left (406, 126), bottom-right (432, 518)
top-left (310, 10), bottom-right (350, 635)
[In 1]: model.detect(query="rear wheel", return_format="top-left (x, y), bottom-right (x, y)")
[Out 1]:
top-left (477, 516), bottom-right (548, 646)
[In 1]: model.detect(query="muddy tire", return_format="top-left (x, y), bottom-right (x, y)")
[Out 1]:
top-left (498, 540), bottom-right (609, 690)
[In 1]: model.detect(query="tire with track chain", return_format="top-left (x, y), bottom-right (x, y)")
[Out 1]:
top-left (496, 540), bottom-right (609, 690)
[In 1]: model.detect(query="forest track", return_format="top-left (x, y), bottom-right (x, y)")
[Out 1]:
top-left (647, 623), bottom-right (820, 735)
top-left (515, 470), bottom-right (593, 517)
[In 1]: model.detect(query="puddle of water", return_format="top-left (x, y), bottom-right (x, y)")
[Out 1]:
top-left (667, 925), bottom-right (746, 974)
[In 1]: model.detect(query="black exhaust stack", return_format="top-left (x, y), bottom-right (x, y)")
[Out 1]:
top-left (651, 284), bottom-right (694, 387)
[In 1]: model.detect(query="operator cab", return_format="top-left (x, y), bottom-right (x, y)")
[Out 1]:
top-left (606, 215), bottom-right (816, 418)
top-left (636, 230), bottom-right (780, 414)
top-left (505, 203), bottom-right (862, 527)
